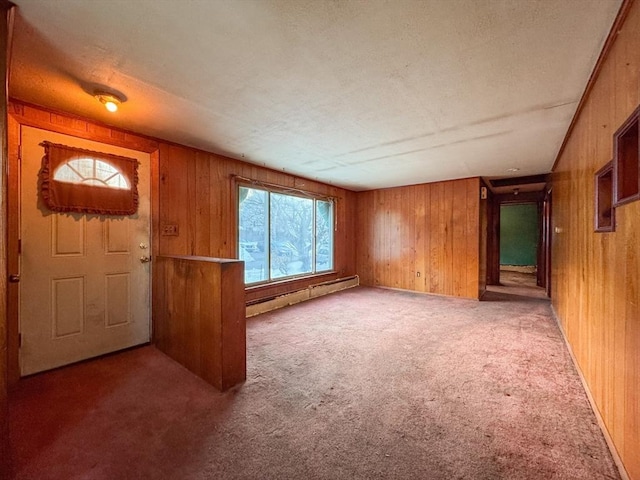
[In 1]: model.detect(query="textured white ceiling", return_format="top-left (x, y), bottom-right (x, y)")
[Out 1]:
top-left (9, 0), bottom-right (621, 191)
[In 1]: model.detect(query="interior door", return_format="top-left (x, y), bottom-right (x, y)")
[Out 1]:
top-left (19, 126), bottom-right (151, 376)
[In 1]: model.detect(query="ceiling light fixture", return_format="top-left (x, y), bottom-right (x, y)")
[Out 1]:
top-left (506, 167), bottom-right (520, 172)
top-left (94, 91), bottom-right (124, 112)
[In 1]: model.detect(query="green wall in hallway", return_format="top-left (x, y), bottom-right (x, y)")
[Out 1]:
top-left (500, 203), bottom-right (538, 266)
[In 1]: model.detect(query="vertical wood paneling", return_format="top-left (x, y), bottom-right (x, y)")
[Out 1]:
top-left (158, 144), bottom-right (190, 255)
top-left (452, 182), bottom-right (466, 296)
top-left (154, 256), bottom-right (245, 391)
top-left (552, 2), bottom-right (639, 478)
top-left (356, 177), bottom-right (481, 299)
top-left (158, 143), bottom-right (358, 303)
top-left (194, 151), bottom-right (211, 256)
top-left (0, 3), bottom-right (10, 476)
top-left (430, 182), bottom-right (442, 293)
top-left (414, 186), bottom-right (426, 292)
top-left (400, 187), bottom-right (414, 290)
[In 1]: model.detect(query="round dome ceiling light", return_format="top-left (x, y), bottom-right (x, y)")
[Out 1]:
top-left (94, 91), bottom-right (124, 112)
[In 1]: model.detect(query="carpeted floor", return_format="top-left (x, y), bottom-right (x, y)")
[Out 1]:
top-left (9, 285), bottom-right (620, 479)
top-left (488, 270), bottom-right (548, 300)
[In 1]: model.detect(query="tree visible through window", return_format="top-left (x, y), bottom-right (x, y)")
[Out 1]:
top-left (238, 186), bottom-right (334, 284)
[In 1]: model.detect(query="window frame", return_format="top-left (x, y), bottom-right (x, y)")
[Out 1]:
top-left (237, 181), bottom-right (335, 286)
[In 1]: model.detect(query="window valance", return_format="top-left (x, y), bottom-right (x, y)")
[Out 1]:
top-left (39, 142), bottom-right (139, 215)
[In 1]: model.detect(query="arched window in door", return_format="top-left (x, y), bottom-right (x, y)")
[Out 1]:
top-left (53, 158), bottom-right (131, 190)
top-left (40, 141), bottom-right (139, 215)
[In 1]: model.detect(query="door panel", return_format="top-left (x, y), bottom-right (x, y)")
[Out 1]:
top-left (105, 273), bottom-right (131, 327)
top-left (20, 126), bottom-right (151, 375)
top-left (52, 277), bottom-right (84, 337)
top-left (105, 219), bottom-right (130, 254)
top-left (53, 214), bottom-right (85, 256)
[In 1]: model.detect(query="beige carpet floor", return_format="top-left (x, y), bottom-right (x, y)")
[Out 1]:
top-left (9, 285), bottom-right (619, 479)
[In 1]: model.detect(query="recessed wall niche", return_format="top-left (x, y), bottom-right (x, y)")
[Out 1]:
top-left (613, 105), bottom-right (640, 206)
top-left (595, 161), bottom-right (615, 232)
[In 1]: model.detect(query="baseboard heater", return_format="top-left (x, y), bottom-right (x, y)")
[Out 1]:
top-left (246, 275), bottom-right (359, 317)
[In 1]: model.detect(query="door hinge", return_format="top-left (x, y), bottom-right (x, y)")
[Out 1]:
top-left (18, 238), bottom-right (21, 254)
top-left (18, 333), bottom-right (22, 348)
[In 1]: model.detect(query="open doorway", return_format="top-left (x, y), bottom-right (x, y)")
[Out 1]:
top-left (484, 175), bottom-right (550, 300)
top-left (499, 203), bottom-right (539, 291)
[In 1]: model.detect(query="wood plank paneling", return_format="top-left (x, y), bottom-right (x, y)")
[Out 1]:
top-left (356, 177), bottom-right (481, 299)
top-left (0, 3), bottom-right (10, 477)
top-left (552, 1), bottom-right (639, 478)
top-left (154, 255), bottom-right (245, 391)
top-left (157, 143), bottom-right (358, 303)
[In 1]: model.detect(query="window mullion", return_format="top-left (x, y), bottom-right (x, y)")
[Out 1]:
top-left (267, 191), bottom-right (272, 282)
top-left (311, 199), bottom-right (316, 274)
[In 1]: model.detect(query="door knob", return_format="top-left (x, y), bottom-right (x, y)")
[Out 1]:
top-left (140, 256), bottom-right (151, 264)
top-left (8, 274), bottom-right (20, 283)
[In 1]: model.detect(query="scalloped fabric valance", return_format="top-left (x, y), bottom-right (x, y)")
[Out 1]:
top-left (39, 142), bottom-right (139, 215)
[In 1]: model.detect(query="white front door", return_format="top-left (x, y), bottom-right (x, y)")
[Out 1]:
top-left (19, 126), bottom-right (151, 376)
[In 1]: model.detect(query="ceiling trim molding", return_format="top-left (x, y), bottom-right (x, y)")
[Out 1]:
top-left (8, 98), bottom-right (160, 153)
top-left (551, 0), bottom-right (634, 172)
top-left (490, 174), bottom-right (549, 188)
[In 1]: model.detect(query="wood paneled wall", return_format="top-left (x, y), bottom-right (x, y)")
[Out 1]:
top-left (0, 2), bottom-right (9, 477)
top-left (154, 255), bottom-right (245, 391)
top-left (552, 1), bottom-right (639, 478)
top-left (157, 143), bottom-right (357, 303)
top-left (356, 177), bottom-right (482, 299)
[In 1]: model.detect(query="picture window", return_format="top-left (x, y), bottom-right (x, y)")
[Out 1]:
top-left (238, 185), bottom-right (334, 284)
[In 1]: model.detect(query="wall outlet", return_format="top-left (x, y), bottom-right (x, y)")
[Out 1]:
top-left (162, 224), bottom-right (179, 236)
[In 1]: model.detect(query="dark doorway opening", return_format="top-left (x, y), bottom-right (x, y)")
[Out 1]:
top-left (484, 176), bottom-right (551, 300)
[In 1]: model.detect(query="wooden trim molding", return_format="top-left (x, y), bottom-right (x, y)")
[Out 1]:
top-left (1, 3), bottom-right (14, 479)
top-left (613, 104), bottom-right (640, 207)
top-left (8, 100), bottom-right (159, 153)
top-left (6, 114), bottom-right (18, 386)
top-left (594, 160), bottom-right (615, 232)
